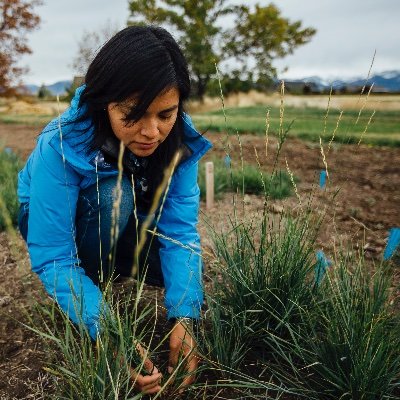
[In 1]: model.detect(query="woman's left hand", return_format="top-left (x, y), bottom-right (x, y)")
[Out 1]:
top-left (168, 319), bottom-right (198, 391)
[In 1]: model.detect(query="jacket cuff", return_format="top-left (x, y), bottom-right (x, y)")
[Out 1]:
top-left (167, 304), bottom-right (200, 321)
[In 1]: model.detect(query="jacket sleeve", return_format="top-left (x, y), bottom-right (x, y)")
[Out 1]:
top-left (26, 137), bottom-right (105, 339)
top-left (156, 161), bottom-right (203, 320)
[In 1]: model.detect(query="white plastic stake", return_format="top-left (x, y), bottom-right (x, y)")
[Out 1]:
top-left (205, 161), bottom-right (214, 210)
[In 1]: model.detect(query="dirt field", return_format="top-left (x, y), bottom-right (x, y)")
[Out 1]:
top-left (0, 121), bottom-right (399, 398)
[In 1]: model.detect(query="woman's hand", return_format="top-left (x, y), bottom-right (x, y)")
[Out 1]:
top-left (129, 343), bottom-right (163, 395)
top-left (168, 319), bottom-right (198, 391)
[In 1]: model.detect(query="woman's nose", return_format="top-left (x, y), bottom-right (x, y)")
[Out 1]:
top-left (140, 118), bottom-right (159, 139)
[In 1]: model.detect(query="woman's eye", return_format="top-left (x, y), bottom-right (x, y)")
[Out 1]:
top-left (122, 117), bottom-right (135, 127)
top-left (159, 114), bottom-right (173, 121)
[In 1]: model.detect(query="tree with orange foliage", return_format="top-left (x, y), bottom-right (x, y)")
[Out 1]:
top-left (0, 0), bottom-right (42, 95)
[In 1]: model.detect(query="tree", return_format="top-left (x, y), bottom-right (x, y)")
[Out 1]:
top-left (0, 0), bottom-right (42, 95)
top-left (129, 0), bottom-right (233, 100)
top-left (37, 83), bottom-right (51, 99)
top-left (71, 20), bottom-right (120, 76)
top-left (225, 5), bottom-right (316, 89)
top-left (128, 1), bottom-right (316, 100)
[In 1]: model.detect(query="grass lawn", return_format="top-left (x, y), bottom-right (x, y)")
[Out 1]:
top-left (1, 101), bottom-right (399, 146)
top-left (0, 113), bottom-right (55, 126)
top-left (192, 105), bottom-right (400, 147)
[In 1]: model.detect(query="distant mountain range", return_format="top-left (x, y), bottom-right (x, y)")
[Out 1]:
top-left (24, 80), bottom-right (72, 96)
top-left (280, 70), bottom-right (400, 93)
top-left (24, 70), bottom-right (400, 96)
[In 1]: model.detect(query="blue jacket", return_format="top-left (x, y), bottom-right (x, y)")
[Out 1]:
top-left (18, 87), bottom-right (212, 338)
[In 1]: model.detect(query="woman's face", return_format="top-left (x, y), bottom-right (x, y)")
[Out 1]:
top-left (107, 87), bottom-right (180, 157)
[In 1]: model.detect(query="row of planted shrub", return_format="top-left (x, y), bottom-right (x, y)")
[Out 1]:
top-left (26, 210), bottom-right (400, 399)
top-left (6, 141), bottom-right (399, 399)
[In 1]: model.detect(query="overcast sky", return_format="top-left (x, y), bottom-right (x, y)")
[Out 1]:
top-left (20, 0), bottom-right (400, 85)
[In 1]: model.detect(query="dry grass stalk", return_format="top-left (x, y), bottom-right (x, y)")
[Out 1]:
top-left (130, 175), bottom-right (140, 266)
top-left (215, 63), bottom-right (232, 158)
top-left (95, 159), bottom-right (104, 282)
top-left (235, 128), bottom-right (246, 214)
top-left (285, 157), bottom-right (301, 206)
top-left (355, 83), bottom-right (374, 126)
top-left (328, 110), bottom-right (343, 153)
top-left (323, 86), bottom-right (333, 137)
top-left (358, 110), bottom-right (376, 146)
top-left (254, 147), bottom-right (267, 200)
top-left (215, 64), bottom-right (227, 129)
top-left (279, 81), bottom-right (285, 139)
top-left (132, 150), bottom-right (182, 276)
top-left (319, 137), bottom-right (330, 181)
top-left (353, 50), bottom-right (375, 131)
top-left (109, 140), bottom-right (125, 266)
top-left (214, 64), bottom-right (243, 221)
top-left (148, 231), bottom-right (202, 257)
top-left (265, 108), bottom-right (270, 160)
top-left (319, 89), bottom-right (332, 180)
top-left (357, 49), bottom-right (376, 102)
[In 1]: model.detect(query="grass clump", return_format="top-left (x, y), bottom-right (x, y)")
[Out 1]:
top-left (199, 212), bottom-right (320, 375)
top-left (201, 206), bottom-right (400, 399)
top-left (269, 255), bottom-right (400, 399)
top-left (198, 158), bottom-right (294, 199)
top-left (0, 146), bottom-right (23, 231)
top-left (212, 214), bottom-right (318, 335)
top-left (27, 288), bottom-right (160, 399)
top-left (200, 299), bottom-right (253, 373)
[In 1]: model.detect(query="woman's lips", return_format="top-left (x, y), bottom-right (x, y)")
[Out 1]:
top-left (133, 142), bottom-right (157, 150)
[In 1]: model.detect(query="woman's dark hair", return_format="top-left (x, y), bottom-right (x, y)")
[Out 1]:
top-left (77, 25), bottom-right (191, 194)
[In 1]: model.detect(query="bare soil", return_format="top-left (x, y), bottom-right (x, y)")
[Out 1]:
top-left (201, 133), bottom-right (400, 256)
top-left (0, 122), bottom-right (399, 399)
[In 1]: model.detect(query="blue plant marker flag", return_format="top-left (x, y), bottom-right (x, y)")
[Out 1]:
top-left (224, 155), bottom-right (231, 168)
top-left (319, 170), bottom-right (327, 189)
top-left (383, 228), bottom-right (400, 260)
top-left (4, 147), bottom-right (13, 155)
top-left (314, 250), bottom-right (332, 285)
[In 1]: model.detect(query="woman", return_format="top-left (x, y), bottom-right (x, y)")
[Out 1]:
top-left (17, 25), bottom-right (211, 394)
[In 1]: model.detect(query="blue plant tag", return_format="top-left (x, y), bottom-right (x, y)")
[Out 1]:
top-left (319, 170), bottom-right (327, 189)
top-left (224, 155), bottom-right (231, 168)
top-left (314, 250), bottom-right (332, 285)
top-left (383, 228), bottom-right (400, 260)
